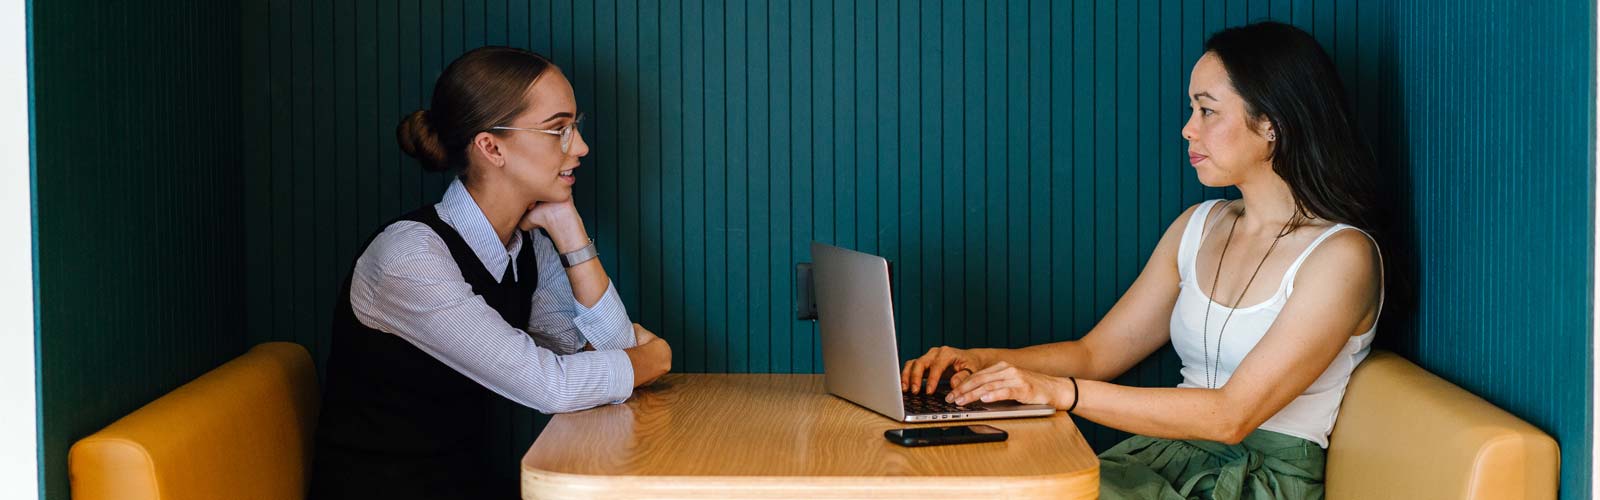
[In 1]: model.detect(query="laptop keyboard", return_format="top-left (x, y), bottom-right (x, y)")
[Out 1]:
top-left (903, 392), bottom-right (976, 414)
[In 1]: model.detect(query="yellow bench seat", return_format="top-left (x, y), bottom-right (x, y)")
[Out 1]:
top-left (69, 342), bottom-right (319, 500)
top-left (1327, 350), bottom-right (1560, 499)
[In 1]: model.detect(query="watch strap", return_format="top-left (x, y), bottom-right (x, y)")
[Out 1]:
top-left (559, 240), bottom-right (598, 268)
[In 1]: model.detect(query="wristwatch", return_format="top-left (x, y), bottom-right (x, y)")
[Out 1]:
top-left (559, 239), bottom-right (599, 268)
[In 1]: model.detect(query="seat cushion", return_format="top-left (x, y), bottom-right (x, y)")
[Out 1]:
top-left (1326, 350), bottom-right (1558, 500)
top-left (69, 342), bottom-right (319, 500)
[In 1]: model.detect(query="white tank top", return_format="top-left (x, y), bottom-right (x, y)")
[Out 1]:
top-left (1171, 199), bottom-right (1381, 448)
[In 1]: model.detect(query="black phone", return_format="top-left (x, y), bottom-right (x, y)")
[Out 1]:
top-left (884, 424), bottom-right (1008, 447)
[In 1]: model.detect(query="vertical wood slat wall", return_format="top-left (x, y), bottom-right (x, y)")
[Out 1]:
top-left (230, 1), bottom-right (1591, 496)
top-left (27, 0), bottom-right (1595, 499)
top-left (33, 0), bottom-right (244, 499)
top-left (1389, 2), bottom-right (1593, 498)
top-left (241, 0), bottom-right (1270, 451)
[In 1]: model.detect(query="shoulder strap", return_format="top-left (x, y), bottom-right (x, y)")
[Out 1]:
top-left (397, 206), bottom-right (497, 287)
top-left (1178, 199), bottom-right (1229, 279)
top-left (1282, 225), bottom-right (1386, 331)
top-left (1282, 225), bottom-right (1378, 296)
top-left (1201, 199), bottom-right (1234, 238)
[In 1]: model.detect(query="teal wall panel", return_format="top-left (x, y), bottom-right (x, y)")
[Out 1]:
top-left (20, 0), bottom-right (1596, 497)
top-left (238, 0), bottom-right (1315, 452)
top-left (232, 2), bottom-right (1592, 497)
top-left (32, 0), bottom-right (243, 498)
top-left (1381, 2), bottom-right (1594, 498)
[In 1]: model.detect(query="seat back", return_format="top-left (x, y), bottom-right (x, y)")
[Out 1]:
top-left (1327, 350), bottom-right (1558, 499)
top-left (69, 342), bottom-right (319, 500)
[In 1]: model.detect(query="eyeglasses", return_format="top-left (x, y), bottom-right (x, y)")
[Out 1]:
top-left (488, 112), bottom-right (585, 154)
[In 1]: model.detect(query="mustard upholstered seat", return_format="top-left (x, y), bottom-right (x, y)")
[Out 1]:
top-left (1327, 350), bottom-right (1559, 499)
top-left (69, 342), bottom-right (319, 500)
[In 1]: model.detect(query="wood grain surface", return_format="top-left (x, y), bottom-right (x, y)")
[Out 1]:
top-left (522, 373), bottom-right (1098, 499)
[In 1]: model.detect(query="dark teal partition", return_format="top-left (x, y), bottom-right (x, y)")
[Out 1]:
top-left (1379, 2), bottom-right (1594, 498)
top-left (239, 0), bottom-right (1263, 450)
top-left (231, 1), bottom-right (1592, 498)
top-left (31, 0), bottom-right (244, 499)
top-left (24, 1), bottom-right (1592, 499)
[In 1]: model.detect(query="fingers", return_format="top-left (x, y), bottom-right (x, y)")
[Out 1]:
top-left (654, 337), bottom-right (673, 373)
top-left (949, 367), bottom-right (974, 388)
top-left (518, 204), bottom-right (544, 231)
top-left (907, 353), bottom-right (930, 394)
top-left (953, 378), bottom-right (1014, 406)
top-left (902, 347), bottom-right (979, 394)
top-left (975, 387), bottom-right (1013, 405)
top-left (949, 362), bottom-right (1012, 400)
top-left (901, 360), bottom-right (917, 391)
top-left (922, 351), bottom-right (958, 395)
top-left (632, 324), bottom-right (659, 348)
top-left (947, 357), bottom-right (978, 387)
top-left (633, 323), bottom-right (659, 344)
top-left (517, 211), bottom-right (541, 232)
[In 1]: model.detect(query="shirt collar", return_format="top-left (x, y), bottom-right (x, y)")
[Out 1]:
top-left (435, 178), bottom-right (523, 282)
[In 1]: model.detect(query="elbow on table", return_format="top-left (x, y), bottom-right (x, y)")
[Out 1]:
top-left (531, 397), bottom-right (593, 415)
top-left (518, 374), bottom-right (595, 414)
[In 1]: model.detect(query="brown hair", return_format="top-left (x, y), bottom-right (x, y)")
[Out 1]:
top-left (397, 46), bottom-right (555, 172)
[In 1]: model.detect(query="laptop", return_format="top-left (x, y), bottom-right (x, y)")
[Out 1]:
top-left (811, 242), bottom-right (1056, 423)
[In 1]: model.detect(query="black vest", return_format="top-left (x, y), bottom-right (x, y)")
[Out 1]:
top-left (311, 206), bottom-right (538, 500)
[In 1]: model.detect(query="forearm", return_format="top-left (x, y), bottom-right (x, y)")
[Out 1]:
top-left (542, 217), bottom-right (609, 308)
top-left (562, 260), bottom-right (609, 308)
top-left (975, 340), bottom-right (1098, 379)
top-left (1070, 380), bottom-right (1247, 444)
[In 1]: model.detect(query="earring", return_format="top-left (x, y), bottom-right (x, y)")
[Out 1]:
top-left (1266, 131), bottom-right (1276, 141)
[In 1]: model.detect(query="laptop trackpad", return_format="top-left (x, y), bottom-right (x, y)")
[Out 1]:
top-left (971, 399), bottom-right (1030, 410)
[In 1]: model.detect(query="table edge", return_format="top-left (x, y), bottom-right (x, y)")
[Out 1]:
top-left (521, 463), bottom-right (1100, 500)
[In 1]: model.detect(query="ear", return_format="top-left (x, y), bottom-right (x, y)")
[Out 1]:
top-left (1258, 116), bottom-right (1277, 142)
top-left (471, 131), bottom-right (506, 168)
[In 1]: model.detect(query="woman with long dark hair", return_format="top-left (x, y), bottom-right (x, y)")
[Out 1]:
top-left (310, 47), bottom-right (672, 499)
top-left (901, 22), bottom-right (1381, 498)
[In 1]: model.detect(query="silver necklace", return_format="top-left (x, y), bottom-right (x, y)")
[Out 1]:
top-left (1201, 206), bottom-right (1295, 389)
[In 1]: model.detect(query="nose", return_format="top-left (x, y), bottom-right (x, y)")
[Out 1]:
top-left (1181, 112), bottom-right (1198, 142)
top-left (570, 128), bottom-right (590, 158)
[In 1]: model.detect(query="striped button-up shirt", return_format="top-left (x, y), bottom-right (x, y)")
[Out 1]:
top-left (348, 179), bottom-right (635, 414)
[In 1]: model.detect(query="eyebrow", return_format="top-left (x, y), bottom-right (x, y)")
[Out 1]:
top-left (539, 111), bottom-right (574, 124)
top-left (1191, 92), bottom-right (1218, 102)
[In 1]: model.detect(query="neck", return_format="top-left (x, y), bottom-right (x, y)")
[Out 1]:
top-left (463, 177), bottom-right (528, 247)
top-left (1233, 171), bottom-right (1300, 234)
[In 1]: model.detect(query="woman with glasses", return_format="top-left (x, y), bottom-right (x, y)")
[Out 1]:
top-left (900, 22), bottom-right (1382, 499)
top-left (310, 46), bottom-right (672, 499)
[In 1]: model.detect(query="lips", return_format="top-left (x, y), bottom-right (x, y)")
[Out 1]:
top-left (1188, 153), bottom-right (1208, 165)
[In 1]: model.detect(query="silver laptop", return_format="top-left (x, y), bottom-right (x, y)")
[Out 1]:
top-left (811, 242), bottom-right (1056, 423)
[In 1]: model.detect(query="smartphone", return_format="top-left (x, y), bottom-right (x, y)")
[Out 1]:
top-left (884, 424), bottom-right (1008, 447)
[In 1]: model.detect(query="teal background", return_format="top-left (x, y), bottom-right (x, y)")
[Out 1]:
top-left (31, 0), bottom-right (244, 499)
top-left (1382, 1), bottom-right (1594, 498)
top-left (30, 1), bottom-right (1594, 498)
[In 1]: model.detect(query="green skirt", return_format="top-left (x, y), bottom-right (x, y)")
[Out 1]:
top-left (1098, 429), bottom-right (1325, 500)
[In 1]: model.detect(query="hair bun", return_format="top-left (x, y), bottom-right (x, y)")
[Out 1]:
top-left (396, 109), bottom-right (451, 172)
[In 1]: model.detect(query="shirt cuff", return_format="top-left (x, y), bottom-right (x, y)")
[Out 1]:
top-left (573, 282), bottom-right (635, 351)
top-left (598, 349), bottom-right (635, 404)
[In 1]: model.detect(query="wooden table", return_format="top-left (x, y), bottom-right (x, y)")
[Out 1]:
top-left (521, 373), bottom-right (1100, 499)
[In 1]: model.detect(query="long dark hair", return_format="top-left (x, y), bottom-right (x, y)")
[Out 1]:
top-left (1205, 22), bottom-right (1378, 230)
top-left (396, 46), bottom-right (555, 173)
